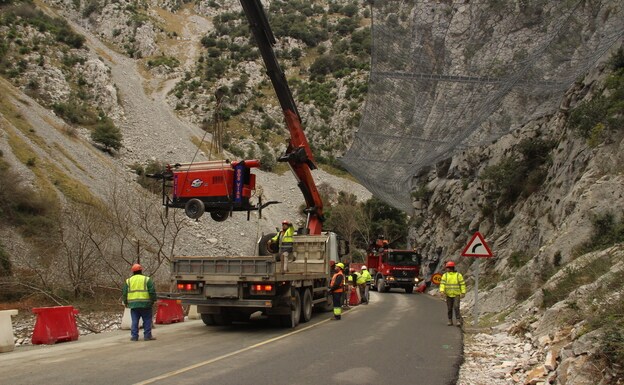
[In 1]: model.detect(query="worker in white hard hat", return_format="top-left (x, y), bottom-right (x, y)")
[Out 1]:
top-left (268, 220), bottom-right (295, 272)
top-left (358, 265), bottom-right (372, 304)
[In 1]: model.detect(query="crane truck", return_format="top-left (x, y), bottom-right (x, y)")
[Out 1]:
top-left (161, 0), bottom-right (348, 328)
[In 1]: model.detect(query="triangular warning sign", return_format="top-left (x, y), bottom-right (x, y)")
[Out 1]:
top-left (461, 232), bottom-right (493, 257)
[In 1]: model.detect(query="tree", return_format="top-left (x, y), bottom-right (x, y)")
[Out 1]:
top-left (362, 197), bottom-right (408, 248)
top-left (325, 192), bottom-right (365, 251)
top-left (91, 118), bottom-right (122, 151)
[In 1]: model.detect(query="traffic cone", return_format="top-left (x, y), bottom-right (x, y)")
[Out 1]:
top-left (349, 286), bottom-right (360, 306)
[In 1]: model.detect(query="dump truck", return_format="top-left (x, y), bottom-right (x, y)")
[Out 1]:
top-left (169, 232), bottom-right (348, 327)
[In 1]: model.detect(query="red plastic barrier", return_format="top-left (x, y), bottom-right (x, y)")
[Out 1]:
top-left (348, 286), bottom-right (360, 306)
top-left (416, 282), bottom-right (427, 293)
top-left (155, 299), bottom-right (184, 324)
top-left (31, 306), bottom-right (80, 345)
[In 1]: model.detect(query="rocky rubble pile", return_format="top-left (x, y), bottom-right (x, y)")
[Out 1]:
top-left (458, 321), bottom-right (621, 385)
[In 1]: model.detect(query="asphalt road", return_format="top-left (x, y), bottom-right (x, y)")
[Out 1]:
top-left (0, 291), bottom-right (462, 385)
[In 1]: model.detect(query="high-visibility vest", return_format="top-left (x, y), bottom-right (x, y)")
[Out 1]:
top-left (330, 271), bottom-right (345, 293)
top-left (272, 226), bottom-right (294, 247)
top-left (440, 271), bottom-right (466, 297)
top-left (126, 275), bottom-right (152, 305)
top-left (360, 270), bottom-right (372, 283)
top-left (356, 272), bottom-right (367, 285)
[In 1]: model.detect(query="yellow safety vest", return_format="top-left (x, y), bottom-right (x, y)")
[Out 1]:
top-left (440, 271), bottom-right (466, 297)
top-left (126, 275), bottom-right (151, 305)
top-left (360, 270), bottom-right (372, 283)
top-left (272, 226), bottom-right (294, 246)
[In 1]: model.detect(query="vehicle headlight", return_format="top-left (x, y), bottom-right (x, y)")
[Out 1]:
top-left (414, 278), bottom-right (419, 283)
top-left (387, 276), bottom-right (395, 281)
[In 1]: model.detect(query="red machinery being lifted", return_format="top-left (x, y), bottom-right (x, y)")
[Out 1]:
top-left (153, 158), bottom-right (273, 222)
top-left (151, 0), bottom-right (324, 233)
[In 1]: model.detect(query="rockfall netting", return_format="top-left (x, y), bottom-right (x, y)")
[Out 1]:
top-left (340, 0), bottom-right (624, 213)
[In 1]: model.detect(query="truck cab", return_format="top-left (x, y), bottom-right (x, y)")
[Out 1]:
top-left (368, 249), bottom-right (421, 294)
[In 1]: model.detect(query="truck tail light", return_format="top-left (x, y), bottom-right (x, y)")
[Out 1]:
top-left (177, 283), bottom-right (198, 291)
top-left (251, 284), bottom-right (274, 295)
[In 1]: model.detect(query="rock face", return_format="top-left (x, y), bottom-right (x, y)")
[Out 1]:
top-left (419, 48), bottom-right (624, 384)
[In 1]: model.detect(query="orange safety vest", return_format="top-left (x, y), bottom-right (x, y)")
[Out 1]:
top-left (330, 271), bottom-right (345, 293)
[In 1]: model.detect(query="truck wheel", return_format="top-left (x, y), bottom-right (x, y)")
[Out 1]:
top-left (212, 313), bottom-right (231, 326)
top-left (378, 278), bottom-right (388, 293)
top-left (201, 313), bottom-right (215, 326)
top-left (210, 210), bottom-right (228, 222)
top-left (258, 233), bottom-right (278, 256)
top-left (280, 290), bottom-right (301, 328)
top-left (300, 289), bottom-right (313, 323)
top-left (405, 285), bottom-right (414, 294)
top-left (185, 199), bottom-right (205, 219)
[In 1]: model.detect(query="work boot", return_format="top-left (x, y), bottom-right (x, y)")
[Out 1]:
top-left (447, 320), bottom-right (453, 326)
top-left (130, 337), bottom-right (138, 341)
top-left (144, 336), bottom-right (157, 341)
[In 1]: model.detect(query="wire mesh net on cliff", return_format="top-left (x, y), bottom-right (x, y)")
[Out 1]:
top-left (340, 0), bottom-right (624, 213)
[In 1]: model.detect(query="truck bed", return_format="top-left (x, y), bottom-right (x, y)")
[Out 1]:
top-left (172, 235), bottom-right (331, 282)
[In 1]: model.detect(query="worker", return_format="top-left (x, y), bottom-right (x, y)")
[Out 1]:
top-left (122, 263), bottom-right (157, 341)
top-left (439, 261), bottom-right (466, 327)
top-left (268, 219), bottom-right (295, 272)
top-left (358, 265), bottom-right (372, 304)
top-left (329, 262), bottom-right (345, 320)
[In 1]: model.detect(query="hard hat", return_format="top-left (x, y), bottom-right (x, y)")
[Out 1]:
top-left (445, 261), bottom-right (455, 268)
top-left (281, 220), bottom-right (290, 225)
top-left (131, 263), bottom-right (143, 272)
top-left (335, 262), bottom-right (345, 269)
top-left (361, 265), bottom-right (367, 270)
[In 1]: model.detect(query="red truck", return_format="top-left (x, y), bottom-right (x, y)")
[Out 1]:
top-left (356, 240), bottom-right (421, 294)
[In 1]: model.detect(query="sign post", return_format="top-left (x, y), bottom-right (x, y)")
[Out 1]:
top-left (460, 232), bottom-right (493, 327)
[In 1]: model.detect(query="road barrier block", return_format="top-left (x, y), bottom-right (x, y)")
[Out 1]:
top-left (0, 309), bottom-right (18, 353)
top-left (32, 306), bottom-right (79, 345)
top-left (187, 305), bottom-right (200, 320)
top-left (120, 307), bottom-right (145, 330)
top-left (155, 299), bottom-right (184, 324)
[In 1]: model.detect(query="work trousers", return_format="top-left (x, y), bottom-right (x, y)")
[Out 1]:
top-left (130, 307), bottom-right (153, 339)
top-left (278, 247), bottom-right (294, 272)
top-left (358, 284), bottom-right (369, 303)
top-left (331, 292), bottom-right (343, 319)
top-left (446, 296), bottom-right (462, 324)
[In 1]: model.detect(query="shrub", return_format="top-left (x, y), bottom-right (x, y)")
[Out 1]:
top-left (91, 117), bottom-right (122, 151)
top-left (574, 212), bottom-right (624, 256)
top-left (0, 242), bottom-right (11, 277)
top-left (509, 250), bottom-right (531, 269)
top-left (132, 160), bottom-right (166, 194)
top-left (147, 56), bottom-right (180, 68)
top-left (542, 255), bottom-right (611, 308)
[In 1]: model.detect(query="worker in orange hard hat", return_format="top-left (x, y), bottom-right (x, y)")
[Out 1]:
top-left (439, 261), bottom-right (466, 327)
top-left (122, 263), bottom-right (157, 341)
top-left (268, 220), bottom-right (295, 272)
